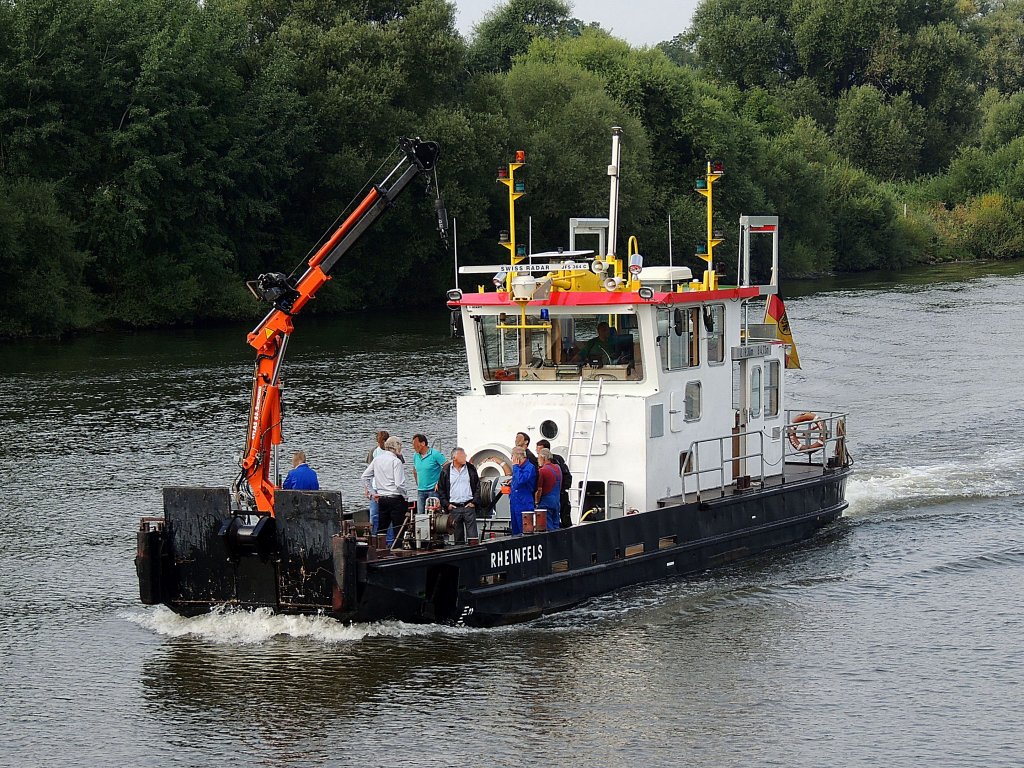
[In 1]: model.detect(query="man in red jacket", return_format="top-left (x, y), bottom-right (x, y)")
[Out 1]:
top-left (536, 439), bottom-right (572, 528)
top-left (535, 448), bottom-right (562, 531)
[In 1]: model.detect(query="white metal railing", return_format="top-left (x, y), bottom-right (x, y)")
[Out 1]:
top-left (681, 411), bottom-right (849, 499)
top-left (782, 410), bottom-right (849, 466)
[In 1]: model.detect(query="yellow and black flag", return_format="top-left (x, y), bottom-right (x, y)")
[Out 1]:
top-left (764, 295), bottom-right (801, 369)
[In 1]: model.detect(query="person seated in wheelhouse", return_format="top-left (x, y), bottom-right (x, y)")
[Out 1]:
top-left (571, 322), bottom-right (615, 364)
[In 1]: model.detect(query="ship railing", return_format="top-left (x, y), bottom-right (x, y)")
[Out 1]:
top-left (681, 410), bottom-right (849, 500)
top-left (681, 429), bottom-right (769, 500)
top-left (782, 410), bottom-right (849, 468)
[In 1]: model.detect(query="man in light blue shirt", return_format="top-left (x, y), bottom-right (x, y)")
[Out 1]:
top-left (411, 433), bottom-right (446, 515)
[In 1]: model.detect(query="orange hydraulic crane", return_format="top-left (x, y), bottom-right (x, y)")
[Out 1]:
top-left (232, 138), bottom-right (443, 514)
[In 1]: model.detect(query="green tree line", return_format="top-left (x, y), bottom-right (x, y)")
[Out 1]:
top-left (2, 0), bottom-right (1023, 337)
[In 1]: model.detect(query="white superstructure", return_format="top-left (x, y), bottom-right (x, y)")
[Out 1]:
top-left (447, 133), bottom-right (808, 526)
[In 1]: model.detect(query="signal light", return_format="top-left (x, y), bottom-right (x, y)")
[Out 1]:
top-left (515, 150), bottom-right (526, 163)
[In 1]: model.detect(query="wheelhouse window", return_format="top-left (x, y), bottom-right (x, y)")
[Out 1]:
top-left (658, 307), bottom-right (700, 370)
top-left (705, 304), bottom-right (725, 364)
top-left (765, 360), bottom-right (780, 418)
top-left (476, 313), bottom-right (643, 382)
top-left (684, 381), bottom-right (701, 421)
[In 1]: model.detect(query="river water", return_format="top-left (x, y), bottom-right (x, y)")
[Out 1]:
top-left (2, 262), bottom-right (1023, 767)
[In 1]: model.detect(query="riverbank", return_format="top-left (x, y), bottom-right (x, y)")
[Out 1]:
top-left (6, 257), bottom-right (1024, 343)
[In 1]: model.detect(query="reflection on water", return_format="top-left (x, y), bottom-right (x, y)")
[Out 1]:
top-left (3, 266), bottom-right (1024, 766)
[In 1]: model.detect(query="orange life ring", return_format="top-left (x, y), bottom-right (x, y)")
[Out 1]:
top-left (788, 412), bottom-right (827, 452)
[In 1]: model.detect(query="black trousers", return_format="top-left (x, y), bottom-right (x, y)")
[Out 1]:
top-left (378, 495), bottom-right (409, 544)
top-left (450, 503), bottom-right (478, 543)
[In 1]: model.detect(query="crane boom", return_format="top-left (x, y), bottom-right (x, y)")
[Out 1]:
top-left (233, 138), bottom-right (442, 513)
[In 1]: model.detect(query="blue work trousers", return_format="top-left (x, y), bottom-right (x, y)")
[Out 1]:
top-left (510, 507), bottom-right (524, 536)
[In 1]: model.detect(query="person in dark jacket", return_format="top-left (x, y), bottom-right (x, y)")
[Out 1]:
top-left (283, 450), bottom-right (319, 490)
top-left (515, 431), bottom-right (539, 470)
top-left (536, 439), bottom-right (572, 528)
top-left (434, 447), bottom-right (481, 544)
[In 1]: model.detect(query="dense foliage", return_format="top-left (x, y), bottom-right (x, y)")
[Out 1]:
top-left (1, 0), bottom-right (1023, 337)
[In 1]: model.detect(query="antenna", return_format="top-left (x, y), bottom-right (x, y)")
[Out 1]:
top-left (528, 215), bottom-right (533, 265)
top-left (668, 213), bottom-right (673, 291)
top-left (453, 216), bottom-right (459, 291)
top-left (607, 127), bottom-right (623, 260)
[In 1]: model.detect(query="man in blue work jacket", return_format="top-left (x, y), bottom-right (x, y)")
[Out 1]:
top-left (283, 450), bottom-right (319, 490)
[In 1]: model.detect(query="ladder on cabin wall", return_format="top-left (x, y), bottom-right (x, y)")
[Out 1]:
top-left (567, 377), bottom-right (604, 520)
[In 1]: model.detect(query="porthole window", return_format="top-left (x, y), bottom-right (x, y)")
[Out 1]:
top-left (540, 419), bottom-right (559, 439)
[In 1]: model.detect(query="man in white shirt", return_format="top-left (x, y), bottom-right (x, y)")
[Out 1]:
top-left (435, 447), bottom-right (480, 544)
top-left (361, 436), bottom-right (409, 548)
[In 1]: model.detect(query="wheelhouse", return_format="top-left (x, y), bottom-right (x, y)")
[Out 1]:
top-left (445, 131), bottom-right (841, 529)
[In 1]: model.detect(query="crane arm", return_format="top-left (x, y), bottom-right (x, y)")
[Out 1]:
top-left (233, 138), bottom-right (442, 513)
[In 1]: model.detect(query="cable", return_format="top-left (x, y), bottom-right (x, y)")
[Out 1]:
top-left (286, 145), bottom-right (401, 282)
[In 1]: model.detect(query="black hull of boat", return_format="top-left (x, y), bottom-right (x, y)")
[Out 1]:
top-left (136, 468), bottom-right (849, 627)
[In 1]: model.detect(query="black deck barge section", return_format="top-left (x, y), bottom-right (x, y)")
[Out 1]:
top-left (137, 463), bottom-right (850, 627)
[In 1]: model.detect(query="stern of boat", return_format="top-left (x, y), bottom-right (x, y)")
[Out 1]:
top-left (135, 487), bottom-right (357, 617)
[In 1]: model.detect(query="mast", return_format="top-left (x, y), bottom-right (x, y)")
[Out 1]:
top-left (496, 151), bottom-right (527, 291)
top-left (693, 160), bottom-right (724, 291)
top-left (606, 127), bottom-right (623, 261)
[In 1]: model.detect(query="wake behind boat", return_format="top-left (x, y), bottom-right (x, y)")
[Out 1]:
top-left (135, 129), bottom-right (851, 627)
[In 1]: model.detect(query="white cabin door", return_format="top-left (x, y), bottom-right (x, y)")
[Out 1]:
top-left (738, 358), bottom-right (765, 479)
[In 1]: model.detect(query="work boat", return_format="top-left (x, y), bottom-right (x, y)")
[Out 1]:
top-left (135, 129), bottom-right (851, 627)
